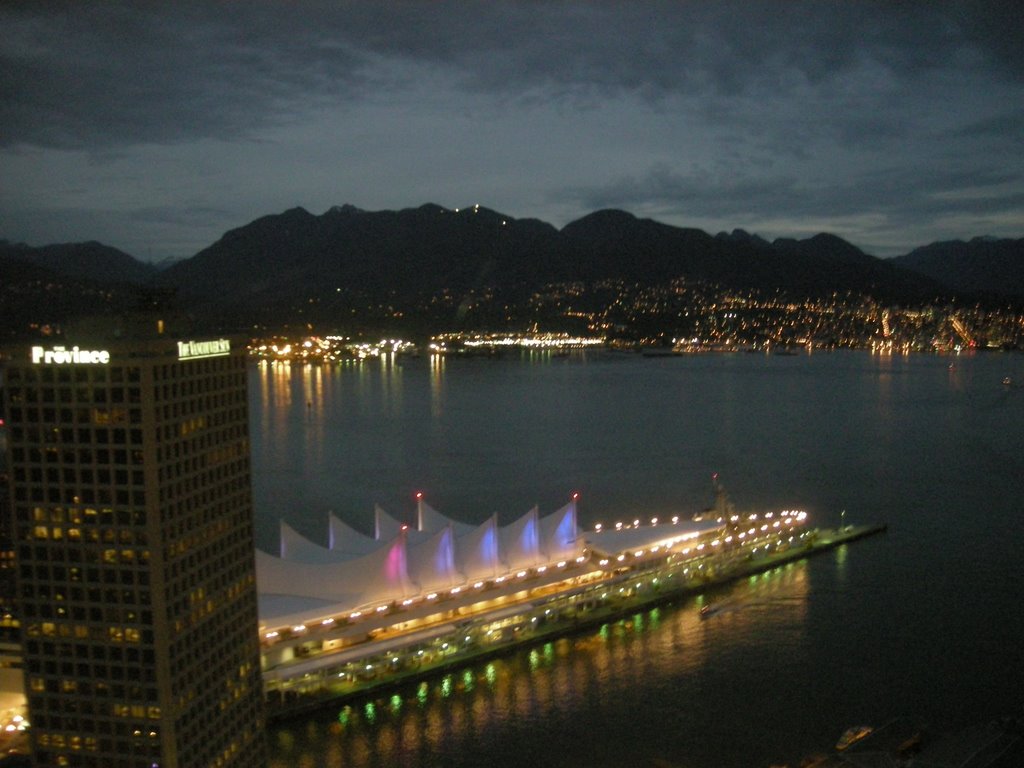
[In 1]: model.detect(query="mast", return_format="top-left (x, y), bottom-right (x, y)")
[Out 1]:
top-left (711, 472), bottom-right (735, 518)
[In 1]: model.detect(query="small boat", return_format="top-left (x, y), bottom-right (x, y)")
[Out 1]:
top-left (835, 725), bottom-right (872, 751)
top-left (1003, 376), bottom-right (1013, 386)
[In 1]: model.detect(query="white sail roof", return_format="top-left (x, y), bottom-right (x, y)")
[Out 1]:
top-left (417, 498), bottom-right (476, 536)
top-left (539, 500), bottom-right (582, 561)
top-left (258, 593), bottom-right (345, 632)
top-left (279, 520), bottom-right (341, 563)
top-left (374, 504), bottom-right (408, 540)
top-left (256, 532), bottom-right (415, 623)
top-left (328, 513), bottom-right (384, 559)
top-left (499, 506), bottom-right (541, 571)
top-left (406, 525), bottom-right (461, 593)
top-left (258, 501), bottom-right (586, 628)
top-left (455, 514), bottom-right (501, 583)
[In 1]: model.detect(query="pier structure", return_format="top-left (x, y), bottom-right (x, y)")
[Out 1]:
top-left (256, 497), bottom-right (827, 716)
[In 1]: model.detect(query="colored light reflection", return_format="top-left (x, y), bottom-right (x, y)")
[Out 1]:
top-left (273, 562), bottom-right (812, 768)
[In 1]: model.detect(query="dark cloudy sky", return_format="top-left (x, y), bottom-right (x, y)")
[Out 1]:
top-left (2, 1), bottom-right (1022, 261)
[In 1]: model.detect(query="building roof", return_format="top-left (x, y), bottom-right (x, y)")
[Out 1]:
top-left (256, 501), bottom-right (582, 628)
top-left (582, 518), bottom-right (724, 557)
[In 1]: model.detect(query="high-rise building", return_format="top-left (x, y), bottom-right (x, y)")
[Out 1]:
top-left (1, 323), bottom-right (265, 768)
top-left (1, 396), bottom-right (18, 644)
top-left (0, 387), bottom-right (25, 709)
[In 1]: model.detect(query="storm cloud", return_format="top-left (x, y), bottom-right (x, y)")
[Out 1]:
top-left (2, 1), bottom-right (1022, 259)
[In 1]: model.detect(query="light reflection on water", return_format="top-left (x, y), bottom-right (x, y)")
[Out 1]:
top-left (254, 350), bottom-right (1024, 767)
top-left (268, 561), bottom-right (810, 768)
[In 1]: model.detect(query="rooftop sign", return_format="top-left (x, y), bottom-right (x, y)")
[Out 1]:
top-left (31, 345), bottom-right (110, 365)
top-left (177, 338), bottom-right (231, 361)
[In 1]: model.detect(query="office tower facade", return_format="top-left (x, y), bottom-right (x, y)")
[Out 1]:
top-left (0, 399), bottom-right (22, 676)
top-left (1, 329), bottom-right (265, 768)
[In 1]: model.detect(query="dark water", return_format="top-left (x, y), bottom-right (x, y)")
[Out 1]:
top-left (251, 350), bottom-right (1024, 768)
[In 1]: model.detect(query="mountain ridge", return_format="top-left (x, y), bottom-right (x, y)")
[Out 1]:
top-left (3, 206), bottom-right (1023, 335)
top-left (0, 239), bottom-right (157, 283)
top-left (891, 237), bottom-right (1024, 298)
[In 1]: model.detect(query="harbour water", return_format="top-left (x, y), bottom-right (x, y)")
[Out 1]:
top-left (251, 349), bottom-right (1024, 768)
